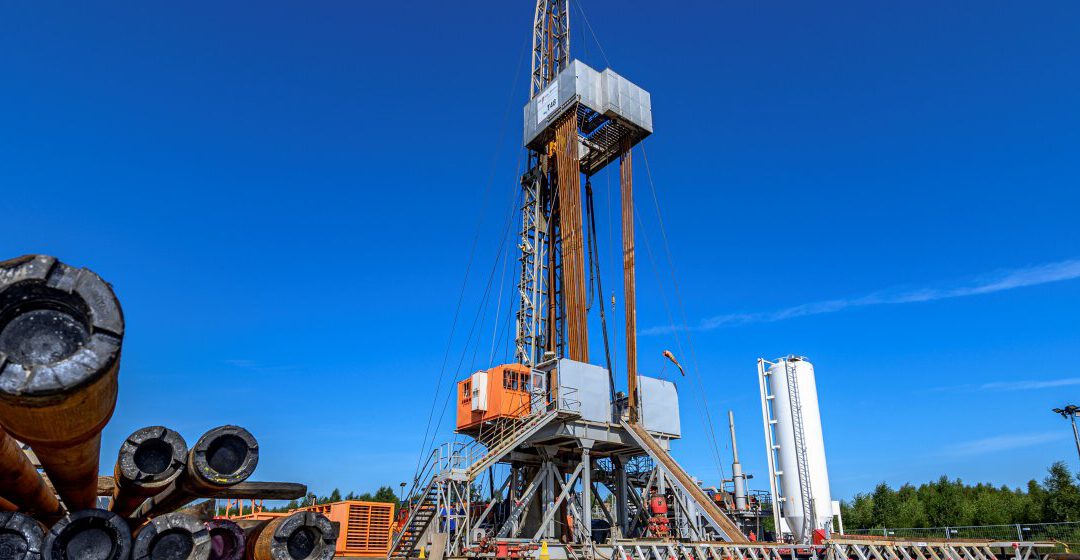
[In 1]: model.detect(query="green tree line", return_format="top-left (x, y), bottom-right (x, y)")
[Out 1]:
top-left (266, 485), bottom-right (401, 512)
top-left (842, 462), bottom-right (1080, 529)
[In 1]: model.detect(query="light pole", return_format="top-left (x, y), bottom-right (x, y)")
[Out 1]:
top-left (1052, 405), bottom-right (1080, 465)
top-left (399, 482), bottom-right (406, 504)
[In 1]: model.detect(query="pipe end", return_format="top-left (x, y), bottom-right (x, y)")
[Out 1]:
top-left (205, 520), bottom-right (244, 560)
top-left (44, 509), bottom-right (131, 560)
top-left (0, 511), bottom-right (45, 560)
top-left (117, 427), bottom-right (188, 487)
top-left (0, 256), bottom-right (123, 399)
top-left (133, 513), bottom-right (210, 560)
top-left (190, 426), bottom-right (258, 486)
top-left (268, 513), bottom-right (335, 560)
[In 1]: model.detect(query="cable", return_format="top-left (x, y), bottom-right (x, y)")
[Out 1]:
top-left (571, 0), bottom-right (611, 68)
top-left (639, 144), bottom-right (729, 483)
top-left (411, 32), bottom-right (530, 486)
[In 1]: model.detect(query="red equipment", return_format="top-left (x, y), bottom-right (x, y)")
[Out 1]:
top-left (647, 495), bottom-right (670, 538)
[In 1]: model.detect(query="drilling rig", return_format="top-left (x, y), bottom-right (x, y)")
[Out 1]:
top-left (390, 3), bottom-right (747, 558)
top-left (388, 4), bottom-right (1058, 560)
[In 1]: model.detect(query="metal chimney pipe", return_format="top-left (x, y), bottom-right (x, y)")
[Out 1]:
top-left (729, 410), bottom-right (747, 511)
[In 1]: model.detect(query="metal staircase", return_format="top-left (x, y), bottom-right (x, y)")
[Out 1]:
top-left (391, 399), bottom-right (571, 558)
top-left (784, 359), bottom-right (815, 543)
top-left (465, 407), bottom-right (564, 479)
top-left (389, 476), bottom-right (440, 559)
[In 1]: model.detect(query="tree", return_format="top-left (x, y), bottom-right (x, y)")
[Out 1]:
top-left (1042, 462), bottom-right (1080, 522)
top-left (839, 462), bottom-right (1080, 530)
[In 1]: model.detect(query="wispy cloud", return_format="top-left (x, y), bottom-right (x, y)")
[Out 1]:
top-left (980, 378), bottom-right (1080, 391)
top-left (942, 432), bottom-right (1063, 458)
top-left (643, 258), bottom-right (1080, 335)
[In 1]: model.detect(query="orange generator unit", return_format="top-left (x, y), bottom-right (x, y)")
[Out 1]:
top-left (456, 363), bottom-right (534, 433)
top-left (295, 501), bottom-right (394, 558)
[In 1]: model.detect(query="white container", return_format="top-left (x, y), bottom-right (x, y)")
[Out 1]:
top-left (765, 357), bottom-right (833, 538)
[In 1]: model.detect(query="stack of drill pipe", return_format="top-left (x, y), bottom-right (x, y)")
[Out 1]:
top-left (133, 512), bottom-right (211, 560)
top-left (0, 255), bottom-right (124, 511)
top-left (206, 519), bottom-right (246, 560)
top-left (111, 426), bottom-right (189, 518)
top-left (43, 509), bottom-right (131, 560)
top-left (131, 426), bottom-right (259, 522)
top-left (0, 511), bottom-right (46, 560)
top-left (243, 512), bottom-right (336, 560)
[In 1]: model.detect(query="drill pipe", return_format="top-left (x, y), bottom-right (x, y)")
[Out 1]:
top-left (43, 509), bottom-right (132, 560)
top-left (0, 427), bottom-right (62, 517)
top-left (0, 255), bottom-right (124, 511)
top-left (133, 512), bottom-right (210, 560)
top-left (0, 511), bottom-right (46, 560)
top-left (244, 512), bottom-right (335, 560)
top-left (130, 426), bottom-right (259, 521)
top-left (111, 426), bottom-right (188, 518)
top-left (206, 519), bottom-right (245, 560)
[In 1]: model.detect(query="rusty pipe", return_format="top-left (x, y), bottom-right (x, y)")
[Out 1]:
top-left (0, 427), bottom-right (61, 517)
top-left (207, 519), bottom-right (245, 560)
top-left (111, 426), bottom-right (188, 518)
top-left (0, 255), bottom-right (124, 511)
top-left (245, 512), bottom-right (335, 560)
top-left (133, 512), bottom-right (211, 560)
top-left (43, 509), bottom-right (132, 560)
top-left (131, 426), bottom-right (259, 521)
top-left (0, 511), bottom-right (46, 560)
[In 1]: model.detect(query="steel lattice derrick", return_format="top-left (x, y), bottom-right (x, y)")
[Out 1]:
top-left (531, 0), bottom-right (570, 99)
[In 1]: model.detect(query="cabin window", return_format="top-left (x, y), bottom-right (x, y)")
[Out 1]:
top-left (461, 381), bottom-right (471, 403)
top-left (503, 369), bottom-right (519, 391)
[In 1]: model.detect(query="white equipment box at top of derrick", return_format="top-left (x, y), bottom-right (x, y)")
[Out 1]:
top-left (523, 60), bottom-right (652, 175)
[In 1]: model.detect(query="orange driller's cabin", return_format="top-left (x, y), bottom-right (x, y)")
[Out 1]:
top-left (456, 363), bottom-right (534, 433)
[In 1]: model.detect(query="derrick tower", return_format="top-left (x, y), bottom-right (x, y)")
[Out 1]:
top-left (391, 3), bottom-right (746, 558)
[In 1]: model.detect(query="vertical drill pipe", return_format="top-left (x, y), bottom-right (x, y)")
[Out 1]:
top-left (43, 509), bottom-right (132, 560)
top-left (0, 427), bottom-right (61, 517)
top-left (554, 111), bottom-right (588, 362)
top-left (245, 512), bottom-right (336, 560)
top-left (0, 255), bottom-right (124, 511)
top-left (133, 512), bottom-right (211, 560)
top-left (130, 426), bottom-right (259, 522)
top-left (111, 426), bottom-right (189, 518)
top-left (206, 519), bottom-right (245, 560)
top-left (619, 141), bottom-right (638, 422)
top-left (0, 511), bottom-right (46, 560)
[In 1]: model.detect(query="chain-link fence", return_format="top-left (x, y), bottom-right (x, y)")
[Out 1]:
top-left (845, 522), bottom-right (1080, 551)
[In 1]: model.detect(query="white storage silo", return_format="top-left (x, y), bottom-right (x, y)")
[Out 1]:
top-left (758, 356), bottom-right (833, 541)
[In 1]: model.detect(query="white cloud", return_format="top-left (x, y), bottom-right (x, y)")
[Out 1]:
top-left (980, 378), bottom-right (1080, 391)
top-left (643, 257), bottom-right (1080, 335)
top-left (943, 432), bottom-right (1064, 458)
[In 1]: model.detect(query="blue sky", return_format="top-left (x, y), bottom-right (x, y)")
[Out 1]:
top-left (1, 1), bottom-right (1078, 501)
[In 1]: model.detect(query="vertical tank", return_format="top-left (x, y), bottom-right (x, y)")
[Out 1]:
top-left (765, 356), bottom-right (833, 539)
